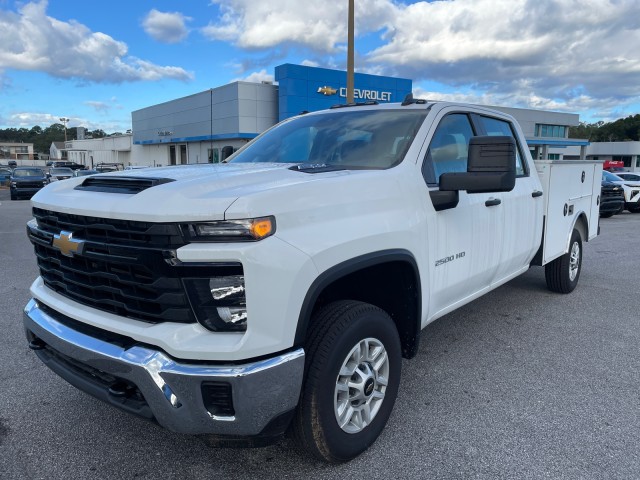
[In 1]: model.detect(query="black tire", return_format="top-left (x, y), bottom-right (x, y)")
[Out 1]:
top-left (599, 212), bottom-right (614, 218)
top-left (545, 229), bottom-right (582, 293)
top-left (10, 194), bottom-right (17, 201)
top-left (293, 300), bottom-right (401, 463)
top-left (628, 206), bottom-right (640, 213)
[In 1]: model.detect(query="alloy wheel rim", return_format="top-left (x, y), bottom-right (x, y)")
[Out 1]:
top-left (334, 337), bottom-right (389, 434)
top-left (569, 241), bottom-right (580, 281)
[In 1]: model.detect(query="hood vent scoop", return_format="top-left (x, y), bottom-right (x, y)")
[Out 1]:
top-left (74, 176), bottom-right (175, 194)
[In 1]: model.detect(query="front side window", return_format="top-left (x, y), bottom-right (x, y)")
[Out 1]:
top-left (423, 114), bottom-right (474, 185)
top-left (231, 109), bottom-right (427, 169)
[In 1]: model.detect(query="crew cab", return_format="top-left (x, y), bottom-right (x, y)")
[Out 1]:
top-left (23, 99), bottom-right (601, 462)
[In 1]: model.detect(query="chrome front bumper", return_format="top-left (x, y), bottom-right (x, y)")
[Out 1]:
top-left (23, 299), bottom-right (305, 437)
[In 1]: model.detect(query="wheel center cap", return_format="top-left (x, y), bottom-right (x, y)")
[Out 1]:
top-left (364, 378), bottom-right (375, 397)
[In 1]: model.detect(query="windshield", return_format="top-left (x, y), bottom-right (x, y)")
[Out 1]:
top-left (13, 168), bottom-right (44, 177)
top-left (230, 109), bottom-right (428, 169)
top-left (602, 171), bottom-right (623, 182)
top-left (51, 168), bottom-right (73, 174)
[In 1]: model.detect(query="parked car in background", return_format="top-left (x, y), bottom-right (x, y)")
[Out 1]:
top-left (600, 172), bottom-right (626, 217)
top-left (9, 167), bottom-right (48, 200)
top-left (124, 165), bottom-right (150, 171)
top-left (48, 167), bottom-right (74, 181)
top-left (73, 169), bottom-right (99, 177)
top-left (0, 167), bottom-right (13, 184)
top-left (95, 162), bottom-right (124, 173)
top-left (615, 172), bottom-right (640, 182)
top-left (52, 161), bottom-right (85, 170)
top-left (602, 170), bottom-right (640, 213)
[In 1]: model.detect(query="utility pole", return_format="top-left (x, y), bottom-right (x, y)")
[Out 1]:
top-left (59, 117), bottom-right (69, 142)
top-left (347, 0), bottom-right (354, 103)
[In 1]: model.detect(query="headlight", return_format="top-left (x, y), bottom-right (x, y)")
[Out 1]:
top-left (42, 180), bottom-right (48, 186)
top-left (184, 274), bottom-right (247, 332)
top-left (11, 182), bottom-right (17, 187)
top-left (188, 216), bottom-right (275, 242)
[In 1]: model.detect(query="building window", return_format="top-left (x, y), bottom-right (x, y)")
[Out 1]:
top-left (548, 153), bottom-right (560, 160)
top-left (535, 124), bottom-right (567, 138)
top-left (16, 146), bottom-right (29, 153)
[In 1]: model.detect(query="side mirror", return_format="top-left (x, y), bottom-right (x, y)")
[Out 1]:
top-left (439, 136), bottom-right (516, 193)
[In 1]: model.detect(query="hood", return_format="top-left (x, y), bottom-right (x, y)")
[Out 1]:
top-left (612, 180), bottom-right (640, 188)
top-left (31, 163), bottom-right (351, 222)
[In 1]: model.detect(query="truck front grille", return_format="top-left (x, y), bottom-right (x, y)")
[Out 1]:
top-left (16, 181), bottom-right (43, 188)
top-left (29, 208), bottom-right (242, 325)
top-left (601, 186), bottom-right (624, 199)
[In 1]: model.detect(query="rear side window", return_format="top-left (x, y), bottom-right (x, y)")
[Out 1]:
top-left (477, 116), bottom-right (527, 176)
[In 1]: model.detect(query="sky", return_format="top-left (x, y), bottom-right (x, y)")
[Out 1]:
top-left (1, 0), bottom-right (640, 133)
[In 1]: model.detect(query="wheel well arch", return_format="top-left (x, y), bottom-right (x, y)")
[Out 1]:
top-left (572, 212), bottom-right (589, 245)
top-left (295, 250), bottom-right (422, 359)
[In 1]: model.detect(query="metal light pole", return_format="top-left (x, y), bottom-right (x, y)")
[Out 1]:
top-left (59, 117), bottom-right (69, 142)
top-left (347, 0), bottom-right (355, 103)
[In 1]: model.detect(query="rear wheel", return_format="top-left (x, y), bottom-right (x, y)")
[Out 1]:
top-left (545, 228), bottom-right (582, 293)
top-left (599, 211), bottom-right (614, 218)
top-left (293, 300), bottom-right (401, 463)
top-left (628, 205), bottom-right (640, 213)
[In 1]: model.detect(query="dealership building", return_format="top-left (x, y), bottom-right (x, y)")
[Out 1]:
top-left (62, 63), bottom-right (637, 173)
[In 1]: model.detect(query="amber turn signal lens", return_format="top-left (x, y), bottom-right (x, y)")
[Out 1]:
top-left (250, 218), bottom-right (274, 239)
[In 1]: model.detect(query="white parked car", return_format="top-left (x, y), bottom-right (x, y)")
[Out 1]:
top-left (602, 170), bottom-right (640, 213)
top-left (615, 172), bottom-right (640, 182)
top-left (48, 167), bottom-right (74, 181)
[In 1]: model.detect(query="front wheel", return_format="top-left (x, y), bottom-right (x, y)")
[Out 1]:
top-left (545, 228), bottom-right (582, 293)
top-left (293, 301), bottom-right (401, 463)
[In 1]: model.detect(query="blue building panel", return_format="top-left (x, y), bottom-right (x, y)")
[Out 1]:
top-left (275, 63), bottom-right (412, 121)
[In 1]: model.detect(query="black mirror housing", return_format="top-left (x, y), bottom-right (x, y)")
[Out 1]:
top-left (439, 136), bottom-right (516, 193)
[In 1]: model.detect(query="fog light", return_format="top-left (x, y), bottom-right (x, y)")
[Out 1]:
top-left (185, 274), bottom-right (247, 332)
top-left (216, 306), bottom-right (247, 325)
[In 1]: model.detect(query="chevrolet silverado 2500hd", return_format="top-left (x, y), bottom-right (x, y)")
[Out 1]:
top-left (23, 99), bottom-right (602, 462)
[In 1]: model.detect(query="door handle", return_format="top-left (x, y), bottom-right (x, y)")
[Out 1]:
top-left (485, 198), bottom-right (501, 207)
top-left (532, 190), bottom-right (543, 198)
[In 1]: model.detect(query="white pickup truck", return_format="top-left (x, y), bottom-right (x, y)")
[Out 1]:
top-left (24, 98), bottom-right (602, 462)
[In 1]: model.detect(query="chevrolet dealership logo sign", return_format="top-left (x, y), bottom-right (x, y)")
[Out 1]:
top-left (52, 231), bottom-right (85, 257)
top-left (317, 85), bottom-right (392, 102)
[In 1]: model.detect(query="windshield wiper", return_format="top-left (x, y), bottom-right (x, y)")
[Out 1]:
top-left (289, 164), bottom-right (348, 173)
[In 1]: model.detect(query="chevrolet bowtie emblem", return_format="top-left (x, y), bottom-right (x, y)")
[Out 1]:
top-left (52, 231), bottom-right (85, 257)
top-left (317, 86), bottom-right (337, 96)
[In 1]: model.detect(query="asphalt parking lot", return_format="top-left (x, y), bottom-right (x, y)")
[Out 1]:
top-left (1, 187), bottom-right (639, 479)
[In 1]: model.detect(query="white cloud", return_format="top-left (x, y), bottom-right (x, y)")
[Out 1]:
top-left (366, 0), bottom-right (640, 104)
top-left (203, 0), bottom-right (640, 117)
top-left (0, 1), bottom-right (193, 83)
top-left (142, 9), bottom-right (191, 44)
top-left (6, 111), bottom-right (130, 132)
top-left (202, 0), bottom-right (395, 52)
top-left (84, 99), bottom-right (123, 113)
top-left (234, 69), bottom-right (275, 83)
